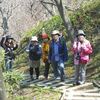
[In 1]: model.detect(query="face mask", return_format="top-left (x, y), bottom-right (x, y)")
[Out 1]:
top-left (43, 39), bottom-right (48, 42)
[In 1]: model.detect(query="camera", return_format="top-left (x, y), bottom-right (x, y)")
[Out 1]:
top-left (76, 52), bottom-right (80, 60)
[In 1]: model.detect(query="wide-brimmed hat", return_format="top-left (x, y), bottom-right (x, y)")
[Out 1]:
top-left (76, 30), bottom-right (86, 37)
top-left (51, 30), bottom-right (60, 36)
top-left (31, 36), bottom-right (38, 42)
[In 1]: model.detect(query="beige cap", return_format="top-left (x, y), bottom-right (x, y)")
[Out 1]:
top-left (51, 30), bottom-right (60, 35)
top-left (77, 30), bottom-right (86, 36)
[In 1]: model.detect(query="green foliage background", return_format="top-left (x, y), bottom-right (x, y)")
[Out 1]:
top-left (15, 0), bottom-right (100, 68)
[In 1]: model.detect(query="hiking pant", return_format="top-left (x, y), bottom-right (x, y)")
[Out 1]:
top-left (5, 58), bottom-right (13, 71)
top-left (29, 60), bottom-right (40, 78)
top-left (51, 61), bottom-right (65, 80)
top-left (44, 60), bottom-right (50, 79)
top-left (74, 64), bottom-right (86, 84)
top-left (30, 67), bottom-right (39, 78)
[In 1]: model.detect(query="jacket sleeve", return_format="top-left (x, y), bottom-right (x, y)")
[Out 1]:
top-left (72, 40), bottom-right (78, 53)
top-left (29, 43), bottom-right (37, 52)
top-left (0, 36), bottom-right (6, 49)
top-left (48, 43), bottom-right (52, 61)
top-left (37, 45), bottom-right (42, 55)
top-left (81, 42), bottom-right (93, 55)
top-left (26, 42), bottom-right (31, 52)
top-left (63, 42), bottom-right (68, 62)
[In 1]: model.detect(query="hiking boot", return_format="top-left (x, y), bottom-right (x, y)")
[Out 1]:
top-left (73, 82), bottom-right (80, 86)
top-left (61, 75), bottom-right (65, 82)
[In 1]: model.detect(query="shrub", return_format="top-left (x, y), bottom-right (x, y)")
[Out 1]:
top-left (3, 70), bottom-right (24, 95)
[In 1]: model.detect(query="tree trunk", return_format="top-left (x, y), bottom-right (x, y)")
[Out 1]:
top-left (2, 17), bottom-right (9, 34)
top-left (0, 67), bottom-right (6, 100)
top-left (54, 0), bottom-right (74, 42)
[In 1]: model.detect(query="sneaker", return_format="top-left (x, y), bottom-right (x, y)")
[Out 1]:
top-left (55, 77), bottom-right (60, 80)
top-left (79, 81), bottom-right (85, 85)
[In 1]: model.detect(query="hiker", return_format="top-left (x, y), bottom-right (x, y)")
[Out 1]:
top-left (49, 30), bottom-right (68, 81)
top-left (72, 30), bottom-right (93, 85)
top-left (0, 35), bottom-right (18, 71)
top-left (27, 36), bottom-right (42, 80)
top-left (41, 33), bottom-right (50, 80)
top-left (59, 31), bottom-right (66, 46)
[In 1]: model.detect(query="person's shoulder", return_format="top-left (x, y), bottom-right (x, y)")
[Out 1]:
top-left (59, 37), bottom-right (65, 45)
top-left (85, 39), bottom-right (90, 44)
top-left (48, 40), bottom-right (53, 45)
top-left (29, 44), bottom-right (32, 48)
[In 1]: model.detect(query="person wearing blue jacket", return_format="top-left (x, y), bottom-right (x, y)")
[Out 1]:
top-left (49, 30), bottom-right (68, 81)
top-left (27, 36), bottom-right (42, 80)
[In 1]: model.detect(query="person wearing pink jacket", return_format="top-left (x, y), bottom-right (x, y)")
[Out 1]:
top-left (72, 30), bottom-right (93, 85)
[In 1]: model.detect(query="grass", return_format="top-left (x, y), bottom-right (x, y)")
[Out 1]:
top-left (8, 85), bottom-right (61, 100)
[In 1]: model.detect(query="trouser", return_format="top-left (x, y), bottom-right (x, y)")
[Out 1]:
top-left (51, 61), bottom-right (65, 80)
top-left (5, 58), bottom-right (13, 71)
top-left (44, 60), bottom-right (50, 78)
top-left (30, 67), bottom-right (39, 78)
top-left (74, 64), bottom-right (86, 83)
top-left (29, 60), bottom-right (40, 78)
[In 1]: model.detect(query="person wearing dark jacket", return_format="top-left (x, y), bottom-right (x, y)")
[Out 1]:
top-left (0, 35), bottom-right (18, 71)
top-left (27, 36), bottom-right (42, 80)
top-left (49, 30), bottom-right (68, 81)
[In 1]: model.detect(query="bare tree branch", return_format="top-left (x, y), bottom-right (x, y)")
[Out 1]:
top-left (7, 4), bottom-right (20, 20)
top-left (0, 0), bottom-right (20, 34)
top-left (26, 0), bottom-right (39, 18)
top-left (40, 0), bottom-right (54, 16)
top-left (0, 7), bottom-right (3, 17)
top-left (26, 0), bottom-right (52, 21)
top-left (65, 0), bottom-right (84, 11)
top-left (40, 0), bottom-right (56, 6)
top-left (0, 0), bottom-right (3, 4)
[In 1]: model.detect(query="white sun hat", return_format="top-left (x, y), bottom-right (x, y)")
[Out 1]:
top-left (31, 36), bottom-right (38, 41)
